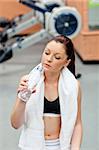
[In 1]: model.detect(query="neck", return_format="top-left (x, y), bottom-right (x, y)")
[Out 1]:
top-left (44, 71), bottom-right (60, 84)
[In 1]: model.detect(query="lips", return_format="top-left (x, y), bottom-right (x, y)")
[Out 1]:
top-left (44, 63), bottom-right (51, 67)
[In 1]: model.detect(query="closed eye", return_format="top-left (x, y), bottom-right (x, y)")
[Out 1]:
top-left (55, 56), bottom-right (61, 60)
top-left (45, 52), bottom-right (50, 55)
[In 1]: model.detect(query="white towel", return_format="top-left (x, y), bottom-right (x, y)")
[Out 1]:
top-left (19, 63), bottom-right (78, 150)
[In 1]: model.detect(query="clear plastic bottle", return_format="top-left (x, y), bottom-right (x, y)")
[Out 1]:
top-left (18, 64), bottom-right (43, 102)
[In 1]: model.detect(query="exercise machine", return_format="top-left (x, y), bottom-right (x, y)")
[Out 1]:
top-left (0, 0), bottom-right (82, 63)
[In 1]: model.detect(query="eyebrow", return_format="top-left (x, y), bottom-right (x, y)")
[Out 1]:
top-left (45, 48), bottom-right (63, 55)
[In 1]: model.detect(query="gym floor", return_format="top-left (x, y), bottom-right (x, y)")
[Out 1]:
top-left (0, 39), bottom-right (98, 150)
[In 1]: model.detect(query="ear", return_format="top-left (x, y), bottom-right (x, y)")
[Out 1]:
top-left (64, 59), bottom-right (71, 67)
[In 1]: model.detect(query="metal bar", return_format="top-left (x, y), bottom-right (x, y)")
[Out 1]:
top-left (13, 11), bottom-right (34, 23)
top-left (7, 17), bottom-right (38, 38)
top-left (19, 0), bottom-right (47, 13)
top-left (12, 29), bottom-right (48, 50)
top-left (0, 29), bottom-right (48, 62)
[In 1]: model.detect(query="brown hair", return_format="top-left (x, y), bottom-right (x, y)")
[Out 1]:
top-left (50, 35), bottom-right (75, 76)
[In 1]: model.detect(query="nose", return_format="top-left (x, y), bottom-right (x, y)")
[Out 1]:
top-left (47, 55), bottom-right (53, 62)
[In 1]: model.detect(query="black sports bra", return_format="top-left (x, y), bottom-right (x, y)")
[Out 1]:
top-left (43, 96), bottom-right (60, 114)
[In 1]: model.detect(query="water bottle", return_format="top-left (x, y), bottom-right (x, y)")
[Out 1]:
top-left (18, 64), bottom-right (43, 102)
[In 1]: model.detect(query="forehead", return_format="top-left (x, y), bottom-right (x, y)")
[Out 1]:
top-left (45, 40), bottom-right (66, 54)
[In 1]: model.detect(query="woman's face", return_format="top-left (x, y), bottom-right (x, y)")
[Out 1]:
top-left (41, 40), bottom-right (70, 73)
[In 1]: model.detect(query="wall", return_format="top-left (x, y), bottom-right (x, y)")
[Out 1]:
top-left (0, 0), bottom-right (31, 19)
top-left (0, 0), bottom-right (42, 34)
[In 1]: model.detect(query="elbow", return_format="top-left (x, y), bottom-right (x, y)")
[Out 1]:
top-left (11, 120), bottom-right (20, 129)
top-left (11, 123), bottom-right (19, 130)
top-left (10, 117), bottom-right (21, 129)
top-left (75, 120), bottom-right (83, 129)
top-left (75, 117), bottom-right (83, 127)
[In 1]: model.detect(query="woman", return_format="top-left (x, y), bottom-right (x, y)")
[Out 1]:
top-left (11, 35), bottom-right (83, 150)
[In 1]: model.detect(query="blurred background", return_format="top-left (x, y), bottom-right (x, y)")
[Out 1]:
top-left (0, 0), bottom-right (99, 150)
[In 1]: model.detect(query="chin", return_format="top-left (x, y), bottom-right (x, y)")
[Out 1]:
top-left (43, 67), bottom-right (50, 71)
top-left (43, 64), bottom-right (51, 70)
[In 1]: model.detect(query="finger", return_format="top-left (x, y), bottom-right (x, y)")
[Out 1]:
top-left (17, 87), bottom-right (27, 93)
top-left (18, 85), bottom-right (27, 90)
top-left (21, 75), bottom-right (29, 81)
top-left (20, 81), bottom-right (28, 86)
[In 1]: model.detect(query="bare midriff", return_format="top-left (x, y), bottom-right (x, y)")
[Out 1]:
top-left (43, 116), bottom-right (61, 140)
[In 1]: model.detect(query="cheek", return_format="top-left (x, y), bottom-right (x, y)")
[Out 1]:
top-left (53, 61), bottom-right (65, 69)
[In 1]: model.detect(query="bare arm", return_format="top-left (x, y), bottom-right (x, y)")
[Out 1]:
top-left (70, 81), bottom-right (83, 150)
top-left (10, 75), bottom-right (28, 129)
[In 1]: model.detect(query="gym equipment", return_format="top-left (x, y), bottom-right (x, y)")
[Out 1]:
top-left (0, 0), bottom-right (81, 63)
top-left (0, 11), bottom-right (36, 43)
top-left (0, 17), bottom-right (11, 28)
